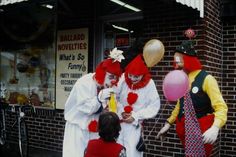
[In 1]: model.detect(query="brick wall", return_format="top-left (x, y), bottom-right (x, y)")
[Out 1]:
top-left (221, 18), bottom-right (236, 156)
top-left (26, 109), bottom-right (65, 151)
top-left (4, 0), bottom-right (235, 156)
top-left (5, 109), bottom-right (65, 152)
top-left (202, 0), bottom-right (223, 156)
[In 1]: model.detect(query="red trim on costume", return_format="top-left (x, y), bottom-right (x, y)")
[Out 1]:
top-left (176, 114), bottom-right (214, 157)
top-left (88, 120), bottom-right (98, 132)
top-left (124, 72), bottom-right (151, 90)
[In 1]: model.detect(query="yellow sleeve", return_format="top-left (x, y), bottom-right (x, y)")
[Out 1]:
top-left (203, 75), bottom-right (228, 128)
top-left (167, 101), bottom-right (180, 124)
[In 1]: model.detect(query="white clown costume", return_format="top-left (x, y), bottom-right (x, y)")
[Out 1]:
top-left (117, 54), bottom-right (161, 157)
top-left (63, 48), bottom-right (124, 157)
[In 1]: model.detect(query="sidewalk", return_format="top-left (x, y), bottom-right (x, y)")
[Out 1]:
top-left (0, 144), bottom-right (62, 157)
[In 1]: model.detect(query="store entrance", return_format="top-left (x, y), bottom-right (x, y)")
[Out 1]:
top-left (102, 16), bottom-right (143, 69)
top-left (101, 0), bottom-right (143, 68)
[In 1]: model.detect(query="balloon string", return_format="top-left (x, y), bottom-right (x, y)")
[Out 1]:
top-left (143, 101), bottom-right (175, 141)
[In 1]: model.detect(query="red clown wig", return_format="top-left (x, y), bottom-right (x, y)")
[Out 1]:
top-left (94, 58), bottom-right (122, 85)
top-left (183, 55), bottom-right (202, 72)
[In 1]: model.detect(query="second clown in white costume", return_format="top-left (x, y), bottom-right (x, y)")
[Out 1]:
top-left (117, 54), bottom-right (161, 157)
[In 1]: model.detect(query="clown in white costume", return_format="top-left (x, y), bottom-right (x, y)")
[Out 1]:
top-left (117, 54), bottom-right (161, 157)
top-left (63, 48), bottom-right (124, 157)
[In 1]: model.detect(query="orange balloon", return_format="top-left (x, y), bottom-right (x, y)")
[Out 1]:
top-left (143, 39), bottom-right (165, 67)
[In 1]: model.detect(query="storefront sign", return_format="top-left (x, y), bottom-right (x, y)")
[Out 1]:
top-left (56, 28), bottom-right (88, 109)
top-left (115, 34), bottom-right (130, 47)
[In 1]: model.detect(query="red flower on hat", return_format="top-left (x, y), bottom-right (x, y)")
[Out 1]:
top-left (88, 120), bottom-right (98, 132)
top-left (127, 92), bottom-right (138, 105)
top-left (184, 28), bottom-right (196, 39)
top-left (124, 105), bottom-right (133, 113)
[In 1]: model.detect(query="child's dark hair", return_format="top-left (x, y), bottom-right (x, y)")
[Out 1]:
top-left (98, 112), bottom-right (121, 142)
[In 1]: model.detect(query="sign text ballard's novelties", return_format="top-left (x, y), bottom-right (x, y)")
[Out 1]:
top-left (56, 28), bottom-right (88, 109)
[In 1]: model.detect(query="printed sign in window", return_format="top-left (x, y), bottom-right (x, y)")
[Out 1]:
top-left (56, 28), bottom-right (88, 109)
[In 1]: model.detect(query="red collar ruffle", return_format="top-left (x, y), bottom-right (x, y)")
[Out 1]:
top-left (124, 72), bottom-right (151, 90)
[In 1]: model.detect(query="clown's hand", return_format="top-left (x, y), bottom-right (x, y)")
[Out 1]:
top-left (202, 125), bottom-right (220, 144)
top-left (98, 88), bottom-right (114, 103)
top-left (121, 112), bottom-right (131, 120)
top-left (156, 122), bottom-right (171, 141)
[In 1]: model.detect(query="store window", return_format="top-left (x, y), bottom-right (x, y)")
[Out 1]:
top-left (0, 1), bottom-right (56, 108)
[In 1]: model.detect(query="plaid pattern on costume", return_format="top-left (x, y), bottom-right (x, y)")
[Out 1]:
top-left (119, 148), bottom-right (127, 157)
top-left (184, 92), bottom-right (206, 157)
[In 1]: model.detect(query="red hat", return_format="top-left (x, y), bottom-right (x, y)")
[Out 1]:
top-left (124, 54), bottom-right (151, 90)
top-left (125, 54), bottom-right (149, 75)
top-left (94, 58), bottom-right (122, 85)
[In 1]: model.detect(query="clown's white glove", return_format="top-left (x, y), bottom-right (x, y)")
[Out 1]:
top-left (202, 125), bottom-right (220, 144)
top-left (98, 88), bottom-right (114, 103)
top-left (157, 122), bottom-right (171, 141)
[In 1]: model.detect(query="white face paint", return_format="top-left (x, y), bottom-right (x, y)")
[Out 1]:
top-left (175, 56), bottom-right (181, 63)
top-left (103, 72), bottom-right (118, 88)
top-left (174, 53), bottom-right (184, 69)
top-left (128, 73), bottom-right (143, 84)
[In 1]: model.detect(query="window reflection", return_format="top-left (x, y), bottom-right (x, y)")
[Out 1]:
top-left (0, 1), bottom-right (56, 108)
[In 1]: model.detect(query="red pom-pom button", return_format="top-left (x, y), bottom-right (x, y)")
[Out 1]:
top-left (88, 120), bottom-right (98, 132)
top-left (127, 92), bottom-right (138, 105)
top-left (124, 105), bottom-right (133, 113)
